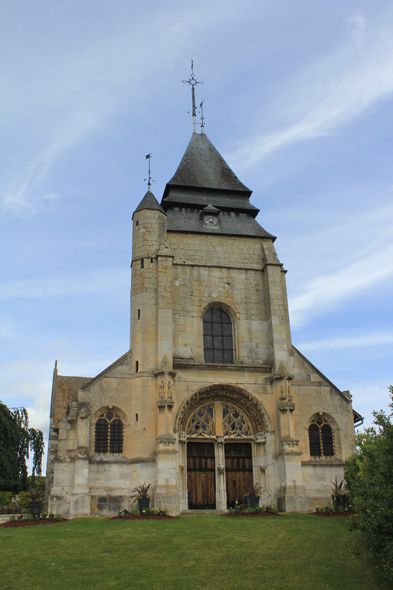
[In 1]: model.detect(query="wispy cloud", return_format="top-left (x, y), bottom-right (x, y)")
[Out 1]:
top-left (227, 16), bottom-right (393, 170)
top-left (0, 268), bottom-right (129, 299)
top-left (297, 332), bottom-right (393, 352)
top-left (289, 240), bottom-right (393, 327)
top-left (284, 200), bottom-right (393, 327)
top-left (0, 1), bottom-right (225, 215)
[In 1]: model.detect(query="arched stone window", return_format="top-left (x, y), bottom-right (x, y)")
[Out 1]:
top-left (203, 308), bottom-right (233, 364)
top-left (308, 416), bottom-right (334, 457)
top-left (94, 411), bottom-right (123, 454)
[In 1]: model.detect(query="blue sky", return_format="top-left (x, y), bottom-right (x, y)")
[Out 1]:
top-left (1, 0), bottom-right (393, 472)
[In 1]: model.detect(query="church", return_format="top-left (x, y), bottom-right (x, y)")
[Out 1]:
top-left (45, 72), bottom-right (361, 517)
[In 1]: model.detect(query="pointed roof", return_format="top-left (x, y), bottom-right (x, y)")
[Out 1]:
top-left (133, 190), bottom-right (165, 218)
top-left (166, 133), bottom-right (251, 193)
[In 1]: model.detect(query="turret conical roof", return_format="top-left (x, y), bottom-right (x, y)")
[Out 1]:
top-left (133, 190), bottom-right (165, 219)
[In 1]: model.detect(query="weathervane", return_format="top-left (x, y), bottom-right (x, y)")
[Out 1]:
top-left (144, 153), bottom-right (154, 191)
top-left (182, 60), bottom-right (203, 133)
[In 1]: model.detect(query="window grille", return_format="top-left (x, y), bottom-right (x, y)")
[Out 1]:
top-left (203, 308), bottom-right (234, 364)
top-left (95, 412), bottom-right (123, 454)
top-left (308, 418), bottom-right (334, 457)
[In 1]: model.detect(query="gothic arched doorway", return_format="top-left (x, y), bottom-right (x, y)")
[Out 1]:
top-left (176, 385), bottom-right (268, 510)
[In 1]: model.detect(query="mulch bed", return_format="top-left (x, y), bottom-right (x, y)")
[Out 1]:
top-left (1, 518), bottom-right (69, 528)
top-left (109, 514), bottom-right (176, 520)
top-left (311, 512), bottom-right (356, 517)
top-left (222, 512), bottom-right (283, 517)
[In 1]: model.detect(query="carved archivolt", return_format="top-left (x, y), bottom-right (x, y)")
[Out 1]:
top-left (176, 384), bottom-right (268, 435)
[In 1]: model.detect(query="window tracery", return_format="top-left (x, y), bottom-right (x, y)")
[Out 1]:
top-left (95, 411), bottom-right (123, 454)
top-left (186, 404), bottom-right (215, 437)
top-left (185, 402), bottom-right (253, 439)
top-left (222, 404), bottom-right (252, 437)
top-left (308, 416), bottom-right (334, 457)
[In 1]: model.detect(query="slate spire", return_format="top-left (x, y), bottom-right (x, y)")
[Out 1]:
top-left (165, 133), bottom-right (251, 193)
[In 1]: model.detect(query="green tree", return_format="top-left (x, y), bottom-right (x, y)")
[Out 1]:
top-left (0, 400), bottom-right (45, 492)
top-left (345, 385), bottom-right (393, 580)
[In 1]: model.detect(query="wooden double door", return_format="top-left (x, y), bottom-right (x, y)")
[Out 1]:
top-left (225, 442), bottom-right (253, 508)
top-left (187, 442), bottom-right (216, 509)
top-left (187, 441), bottom-right (253, 510)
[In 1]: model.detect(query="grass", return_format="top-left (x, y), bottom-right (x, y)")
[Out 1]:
top-left (0, 513), bottom-right (389, 590)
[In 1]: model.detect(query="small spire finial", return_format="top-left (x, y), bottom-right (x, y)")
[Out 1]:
top-left (182, 61), bottom-right (203, 133)
top-left (144, 153), bottom-right (154, 192)
top-left (199, 99), bottom-right (205, 134)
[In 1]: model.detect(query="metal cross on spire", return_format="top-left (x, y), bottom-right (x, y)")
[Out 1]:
top-left (144, 153), bottom-right (153, 191)
top-left (182, 60), bottom-right (203, 133)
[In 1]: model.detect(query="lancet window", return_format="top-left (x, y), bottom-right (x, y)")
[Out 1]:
top-left (308, 417), bottom-right (334, 457)
top-left (203, 308), bottom-right (234, 364)
top-left (95, 411), bottom-right (123, 454)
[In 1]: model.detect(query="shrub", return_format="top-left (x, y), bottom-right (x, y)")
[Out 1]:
top-left (344, 385), bottom-right (393, 580)
top-left (0, 492), bottom-right (12, 506)
top-left (55, 513), bottom-right (61, 522)
top-left (157, 508), bottom-right (168, 516)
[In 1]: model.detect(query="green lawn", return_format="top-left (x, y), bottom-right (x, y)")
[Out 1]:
top-left (0, 513), bottom-right (388, 590)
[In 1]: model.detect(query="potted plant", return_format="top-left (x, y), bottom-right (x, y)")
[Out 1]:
top-left (245, 482), bottom-right (263, 508)
top-left (132, 483), bottom-right (151, 515)
top-left (331, 476), bottom-right (346, 511)
top-left (28, 485), bottom-right (42, 518)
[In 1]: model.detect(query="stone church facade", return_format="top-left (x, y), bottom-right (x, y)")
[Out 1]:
top-left (45, 127), bottom-right (361, 517)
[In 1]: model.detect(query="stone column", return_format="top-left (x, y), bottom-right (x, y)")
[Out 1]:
top-left (157, 242), bottom-right (174, 367)
top-left (261, 240), bottom-right (292, 367)
top-left (270, 365), bottom-right (308, 512)
top-left (215, 436), bottom-right (227, 511)
top-left (154, 361), bottom-right (180, 513)
top-left (69, 402), bottom-right (91, 517)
